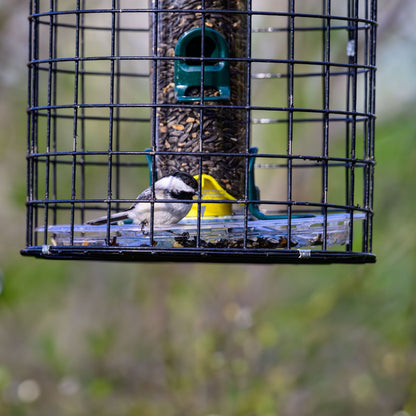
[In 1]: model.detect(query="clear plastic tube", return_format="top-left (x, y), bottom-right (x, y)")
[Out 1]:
top-left (151, 0), bottom-right (249, 198)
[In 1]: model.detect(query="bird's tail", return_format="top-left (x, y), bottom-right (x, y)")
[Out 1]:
top-left (86, 211), bottom-right (130, 225)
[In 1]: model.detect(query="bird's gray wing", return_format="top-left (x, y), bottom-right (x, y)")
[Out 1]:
top-left (128, 186), bottom-right (152, 209)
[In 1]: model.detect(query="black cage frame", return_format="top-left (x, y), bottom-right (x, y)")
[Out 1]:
top-left (22, 0), bottom-right (377, 263)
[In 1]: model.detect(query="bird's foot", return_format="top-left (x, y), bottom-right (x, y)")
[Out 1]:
top-left (141, 220), bottom-right (149, 235)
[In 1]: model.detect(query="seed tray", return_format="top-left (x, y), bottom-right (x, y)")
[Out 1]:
top-left (36, 213), bottom-right (365, 250)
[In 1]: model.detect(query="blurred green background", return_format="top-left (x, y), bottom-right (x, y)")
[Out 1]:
top-left (1, 1), bottom-right (416, 415)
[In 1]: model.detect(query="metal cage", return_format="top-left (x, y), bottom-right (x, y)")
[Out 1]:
top-left (22, 0), bottom-right (377, 263)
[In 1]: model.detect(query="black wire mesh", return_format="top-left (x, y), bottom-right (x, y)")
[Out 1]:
top-left (22, 0), bottom-right (377, 263)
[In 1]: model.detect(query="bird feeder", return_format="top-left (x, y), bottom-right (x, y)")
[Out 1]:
top-left (21, 0), bottom-right (377, 263)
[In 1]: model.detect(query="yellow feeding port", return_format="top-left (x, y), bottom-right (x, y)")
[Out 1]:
top-left (187, 174), bottom-right (236, 217)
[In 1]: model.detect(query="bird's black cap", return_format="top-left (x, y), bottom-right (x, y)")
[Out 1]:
top-left (172, 171), bottom-right (198, 192)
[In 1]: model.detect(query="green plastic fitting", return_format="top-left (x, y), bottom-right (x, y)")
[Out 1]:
top-left (174, 27), bottom-right (230, 101)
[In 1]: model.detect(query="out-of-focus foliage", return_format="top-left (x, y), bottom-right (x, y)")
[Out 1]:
top-left (1, 1), bottom-right (416, 415)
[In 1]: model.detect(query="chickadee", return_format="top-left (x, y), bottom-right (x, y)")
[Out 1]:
top-left (86, 171), bottom-right (198, 228)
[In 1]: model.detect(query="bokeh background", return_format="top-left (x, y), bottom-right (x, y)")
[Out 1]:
top-left (1, 0), bottom-right (416, 415)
